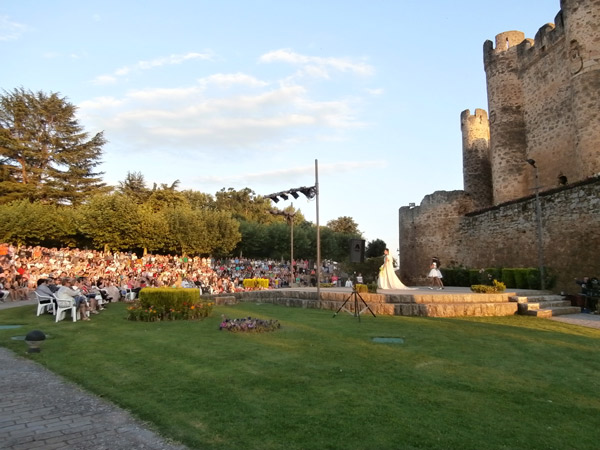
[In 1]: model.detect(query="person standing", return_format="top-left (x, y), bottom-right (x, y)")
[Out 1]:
top-left (428, 257), bottom-right (444, 290)
top-left (377, 249), bottom-right (413, 290)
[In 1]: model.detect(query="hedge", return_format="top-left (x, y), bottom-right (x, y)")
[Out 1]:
top-left (440, 267), bottom-right (554, 290)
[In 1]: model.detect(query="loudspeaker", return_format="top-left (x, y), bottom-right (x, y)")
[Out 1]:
top-left (349, 239), bottom-right (365, 263)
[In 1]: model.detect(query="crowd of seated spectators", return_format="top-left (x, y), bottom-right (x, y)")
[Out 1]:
top-left (0, 243), bottom-right (338, 304)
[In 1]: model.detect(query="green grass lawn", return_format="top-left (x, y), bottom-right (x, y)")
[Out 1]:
top-left (1, 302), bottom-right (599, 450)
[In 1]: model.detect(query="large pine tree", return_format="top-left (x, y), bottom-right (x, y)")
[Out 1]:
top-left (0, 87), bottom-right (108, 205)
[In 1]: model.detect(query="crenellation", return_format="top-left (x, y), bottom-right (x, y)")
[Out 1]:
top-left (534, 23), bottom-right (557, 49)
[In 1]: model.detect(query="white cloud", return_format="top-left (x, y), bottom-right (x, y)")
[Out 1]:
top-left (81, 49), bottom-right (374, 160)
top-left (367, 88), bottom-right (384, 95)
top-left (81, 79), bottom-right (361, 152)
top-left (92, 51), bottom-right (214, 84)
top-left (0, 16), bottom-right (28, 41)
top-left (260, 49), bottom-right (374, 77)
top-left (193, 160), bottom-right (387, 187)
top-left (92, 75), bottom-right (118, 85)
top-left (198, 73), bottom-right (268, 88)
top-left (79, 96), bottom-right (125, 110)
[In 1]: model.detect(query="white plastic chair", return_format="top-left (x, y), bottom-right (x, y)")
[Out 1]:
top-left (35, 292), bottom-right (56, 316)
top-left (55, 299), bottom-right (78, 322)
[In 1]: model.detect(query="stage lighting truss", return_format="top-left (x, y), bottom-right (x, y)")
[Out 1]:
top-left (264, 185), bottom-right (317, 203)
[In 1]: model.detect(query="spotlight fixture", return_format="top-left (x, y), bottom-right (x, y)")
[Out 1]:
top-left (280, 193), bottom-right (289, 200)
top-left (268, 195), bottom-right (279, 203)
top-left (290, 190), bottom-right (299, 199)
top-left (298, 186), bottom-right (316, 199)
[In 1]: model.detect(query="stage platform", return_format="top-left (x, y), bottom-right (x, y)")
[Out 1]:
top-left (209, 286), bottom-right (550, 318)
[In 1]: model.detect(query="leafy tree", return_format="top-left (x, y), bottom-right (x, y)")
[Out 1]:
top-left (118, 171), bottom-right (151, 204)
top-left (266, 222), bottom-right (294, 259)
top-left (146, 183), bottom-right (187, 213)
top-left (235, 220), bottom-right (269, 258)
top-left (0, 199), bottom-right (76, 247)
top-left (366, 239), bottom-right (387, 258)
top-left (77, 194), bottom-right (144, 251)
top-left (326, 216), bottom-right (361, 236)
top-left (201, 210), bottom-right (242, 256)
top-left (160, 206), bottom-right (240, 255)
top-left (0, 88), bottom-right (107, 205)
top-left (181, 189), bottom-right (214, 210)
top-left (215, 187), bottom-right (273, 223)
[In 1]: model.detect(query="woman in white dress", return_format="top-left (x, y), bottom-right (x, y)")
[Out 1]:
top-left (377, 248), bottom-right (413, 290)
top-left (427, 257), bottom-right (444, 290)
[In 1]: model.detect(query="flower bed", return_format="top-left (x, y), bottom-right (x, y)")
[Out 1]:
top-left (219, 315), bottom-right (281, 333)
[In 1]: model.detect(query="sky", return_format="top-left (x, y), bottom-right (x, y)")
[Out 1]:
top-left (2, 0), bottom-right (561, 259)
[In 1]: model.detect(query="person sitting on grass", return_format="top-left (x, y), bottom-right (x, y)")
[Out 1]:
top-left (55, 277), bottom-right (91, 321)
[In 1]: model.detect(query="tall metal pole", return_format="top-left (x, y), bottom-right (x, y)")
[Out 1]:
top-left (290, 204), bottom-right (294, 287)
top-left (533, 166), bottom-right (545, 290)
top-left (315, 159), bottom-right (321, 302)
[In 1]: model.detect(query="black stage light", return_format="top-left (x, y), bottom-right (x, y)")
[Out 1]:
top-left (280, 193), bottom-right (289, 200)
top-left (290, 190), bottom-right (299, 199)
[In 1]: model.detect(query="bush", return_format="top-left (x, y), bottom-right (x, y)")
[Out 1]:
top-left (355, 284), bottom-right (368, 293)
top-left (527, 268), bottom-right (541, 290)
top-left (514, 269), bottom-right (529, 289)
top-left (440, 267), bottom-right (472, 286)
top-left (243, 278), bottom-right (269, 289)
top-left (469, 270), bottom-right (480, 286)
top-left (367, 282), bottom-right (378, 293)
top-left (471, 280), bottom-right (506, 293)
top-left (127, 288), bottom-right (213, 321)
top-left (501, 269), bottom-right (516, 288)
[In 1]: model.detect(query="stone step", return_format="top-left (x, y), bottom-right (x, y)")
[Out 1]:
top-left (510, 295), bottom-right (566, 304)
top-left (525, 306), bottom-right (581, 317)
top-left (526, 295), bottom-right (566, 302)
top-left (519, 300), bottom-right (572, 311)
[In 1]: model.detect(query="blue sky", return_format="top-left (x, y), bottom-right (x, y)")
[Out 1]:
top-left (2, 1), bottom-right (561, 259)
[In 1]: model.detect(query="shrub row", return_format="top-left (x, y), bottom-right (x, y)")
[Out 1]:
top-left (441, 267), bottom-right (555, 290)
top-left (127, 288), bottom-right (213, 321)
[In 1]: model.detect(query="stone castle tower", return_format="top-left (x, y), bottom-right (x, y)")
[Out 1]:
top-left (399, 0), bottom-right (600, 292)
top-left (461, 0), bottom-right (600, 207)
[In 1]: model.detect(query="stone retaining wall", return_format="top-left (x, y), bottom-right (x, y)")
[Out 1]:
top-left (207, 290), bottom-right (518, 318)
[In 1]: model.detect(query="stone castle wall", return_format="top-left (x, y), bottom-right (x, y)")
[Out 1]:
top-left (459, 177), bottom-right (600, 293)
top-left (400, 177), bottom-right (600, 293)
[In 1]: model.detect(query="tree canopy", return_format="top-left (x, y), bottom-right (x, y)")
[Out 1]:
top-left (326, 216), bottom-right (362, 236)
